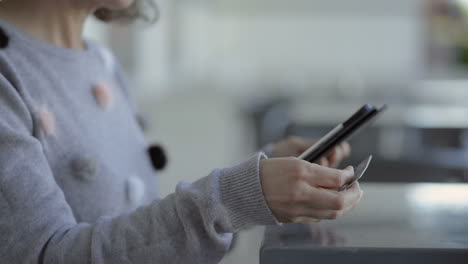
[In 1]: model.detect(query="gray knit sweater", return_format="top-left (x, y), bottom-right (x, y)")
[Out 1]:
top-left (0, 20), bottom-right (277, 264)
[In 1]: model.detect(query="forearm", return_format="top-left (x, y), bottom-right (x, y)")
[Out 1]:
top-left (40, 154), bottom-right (277, 264)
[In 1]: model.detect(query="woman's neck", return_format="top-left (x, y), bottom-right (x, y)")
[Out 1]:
top-left (0, 0), bottom-right (94, 50)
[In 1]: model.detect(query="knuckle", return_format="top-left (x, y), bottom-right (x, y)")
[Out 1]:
top-left (340, 171), bottom-right (351, 184)
top-left (330, 210), bottom-right (344, 219)
top-left (336, 210), bottom-right (344, 218)
top-left (291, 217), bottom-right (301, 223)
top-left (292, 163), bottom-right (307, 182)
top-left (332, 195), bottom-right (346, 210)
top-left (293, 217), bottom-right (319, 224)
top-left (287, 191), bottom-right (301, 203)
top-left (308, 163), bottom-right (321, 173)
top-left (327, 211), bottom-right (340, 220)
top-left (343, 142), bottom-right (351, 154)
top-left (292, 217), bottom-right (305, 224)
top-left (325, 211), bottom-right (337, 220)
top-left (334, 146), bottom-right (342, 156)
top-left (332, 174), bottom-right (344, 187)
top-left (320, 158), bottom-right (329, 167)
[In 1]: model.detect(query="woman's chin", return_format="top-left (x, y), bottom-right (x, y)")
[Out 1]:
top-left (119, 0), bottom-right (135, 9)
top-left (101, 0), bottom-right (135, 10)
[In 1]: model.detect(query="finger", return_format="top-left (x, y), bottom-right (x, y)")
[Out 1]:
top-left (305, 164), bottom-right (354, 188)
top-left (293, 217), bottom-right (321, 223)
top-left (328, 146), bottom-right (343, 168)
top-left (341, 182), bottom-right (363, 213)
top-left (299, 208), bottom-right (346, 220)
top-left (339, 181), bottom-right (362, 212)
top-left (319, 157), bottom-right (329, 167)
top-left (298, 185), bottom-right (350, 210)
top-left (291, 202), bottom-right (349, 220)
top-left (294, 182), bottom-right (362, 220)
top-left (289, 183), bottom-right (344, 210)
top-left (326, 149), bottom-right (337, 167)
top-left (344, 165), bottom-right (354, 173)
top-left (341, 142), bottom-right (351, 157)
top-left (286, 198), bottom-right (340, 219)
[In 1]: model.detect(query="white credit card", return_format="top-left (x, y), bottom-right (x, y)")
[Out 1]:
top-left (338, 155), bottom-right (373, 192)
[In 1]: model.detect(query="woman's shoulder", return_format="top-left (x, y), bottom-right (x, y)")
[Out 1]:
top-left (85, 40), bottom-right (118, 73)
top-left (0, 45), bottom-right (19, 94)
top-left (0, 58), bottom-right (34, 132)
top-left (0, 23), bottom-right (29, 91)
top-left (0, 41), bottom-right (23, 99)
top-left (0, 33), bottom-right (36, 125)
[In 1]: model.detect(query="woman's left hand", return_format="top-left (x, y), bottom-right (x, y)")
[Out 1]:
top-left (269, 136), bottom-right (351, 168)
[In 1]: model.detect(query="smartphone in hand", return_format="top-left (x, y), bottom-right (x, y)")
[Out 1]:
top-left (298, 104), bottom-right (387, 163)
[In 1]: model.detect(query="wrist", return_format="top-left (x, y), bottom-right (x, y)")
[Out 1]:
top-left (219, 153), bottom-right (278, 231)
top-left (261, 143), bottom-right (275, 158)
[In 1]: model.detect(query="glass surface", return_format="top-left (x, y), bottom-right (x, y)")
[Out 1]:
top-left (263, 183), bottom-right (468, 249)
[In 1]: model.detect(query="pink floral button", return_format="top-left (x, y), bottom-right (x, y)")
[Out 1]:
top-left (93, 82), bottom-right (114, 109)
top-left (38, 105), bottom-right (55, 136)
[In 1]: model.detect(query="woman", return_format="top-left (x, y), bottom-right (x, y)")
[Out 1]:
top-left (0, 0), bottom-right (362, 263)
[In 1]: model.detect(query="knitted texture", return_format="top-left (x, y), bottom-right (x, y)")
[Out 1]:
top-left (0, 20), bottom-right (277, 263)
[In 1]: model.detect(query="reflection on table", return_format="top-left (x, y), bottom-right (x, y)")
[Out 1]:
top-left (261, 183), bottom-right (468, 264)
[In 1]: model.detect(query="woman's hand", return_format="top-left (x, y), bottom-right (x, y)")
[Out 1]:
top-left (269, 136), bottom-right (351, 168)
top-left (260, 158), bottom-right (363, 223)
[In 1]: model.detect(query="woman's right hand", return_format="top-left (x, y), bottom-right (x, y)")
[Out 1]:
top-left (260, 158), bottom-right (363, 223)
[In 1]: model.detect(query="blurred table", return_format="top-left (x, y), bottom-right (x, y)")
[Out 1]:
top-left (260, 183), bottom-right (468, 264)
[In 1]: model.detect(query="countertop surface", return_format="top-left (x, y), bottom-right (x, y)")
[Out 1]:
top-left (261, 183), bottom-right (468, 263)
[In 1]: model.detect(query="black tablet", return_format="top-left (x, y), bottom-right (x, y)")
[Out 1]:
top-left (298, 104), bottom-right (387, 163)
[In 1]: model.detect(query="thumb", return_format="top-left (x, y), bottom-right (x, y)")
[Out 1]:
top-left (343, 166), bottom-right (355, 184)
top-left (344, 166), bottom-right (354, 172)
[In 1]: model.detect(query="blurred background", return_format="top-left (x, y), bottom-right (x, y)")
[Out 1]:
top-left (84, 0), bottom-right (468, 262)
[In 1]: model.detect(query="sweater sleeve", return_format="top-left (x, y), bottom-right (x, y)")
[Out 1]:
top-left (0, 75), bottom-right (277, 263)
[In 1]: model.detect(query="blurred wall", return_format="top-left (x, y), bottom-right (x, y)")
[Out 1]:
top-left (127, 0), bottom-right (425, 100)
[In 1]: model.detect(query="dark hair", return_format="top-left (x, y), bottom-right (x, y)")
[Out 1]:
top-left (94, 0), bottom-right (159, 24)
